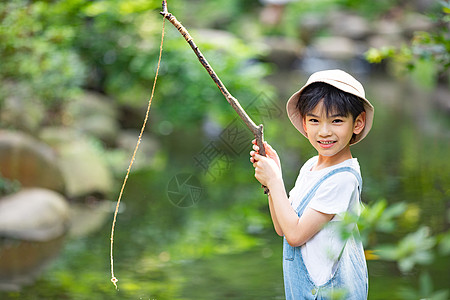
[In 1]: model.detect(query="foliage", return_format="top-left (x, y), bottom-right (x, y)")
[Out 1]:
top-left (284, 0), bottom-right (400, 21)
top-left (377, 226), bottom-right (436, 272)
top-left (0, 0), bottom-right (273, 130)
top-left (358, 200), bottom-right (407, 244)
top-left (397, 272), bottom-right (449, 300)
top-left (336, 0), bottom-right (402, 18)
top-left (0, 173), bottom-right (20, 197)
top-left (366, 2), bottom-right (450, 88)
top-left (344, 200), bottom-right (450, 298)
top-left (0, 1), bottom-right (86, 109)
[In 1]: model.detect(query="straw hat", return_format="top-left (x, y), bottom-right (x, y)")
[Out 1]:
top-left (286, 69), bottom-right (374, 145)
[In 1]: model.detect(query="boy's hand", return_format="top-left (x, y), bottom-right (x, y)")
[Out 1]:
top-left (251, 139), bottom-right (281, 169)
top-left (250, 140), bottom-right (282, 188)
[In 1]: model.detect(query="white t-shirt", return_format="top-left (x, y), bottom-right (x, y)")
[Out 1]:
top-left (288, 156), bottom-right (362, 286)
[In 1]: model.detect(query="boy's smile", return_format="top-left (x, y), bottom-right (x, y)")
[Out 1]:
top-left (302, 101), bottom-right (365, 169)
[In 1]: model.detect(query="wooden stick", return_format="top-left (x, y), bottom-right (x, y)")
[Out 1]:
top-left (160, 0), bottom-right (269, 194)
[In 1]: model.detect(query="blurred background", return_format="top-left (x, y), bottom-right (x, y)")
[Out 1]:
top-left (0, 0), bottom-right (449, 299)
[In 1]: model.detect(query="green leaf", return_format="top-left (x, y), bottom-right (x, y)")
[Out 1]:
top-left (437, 230), bottom-right (450, 255)
top-left (419, 272), bottom-right (433, 297)
top-left (431, 290), bottom-right (450, 300)
top-left (377, 227), bottom-right (436, 272)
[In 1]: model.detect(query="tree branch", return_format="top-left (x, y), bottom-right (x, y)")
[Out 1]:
top-left (160, 0), bottom-right (269, 194)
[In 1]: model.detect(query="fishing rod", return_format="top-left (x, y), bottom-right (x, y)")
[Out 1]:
top-left (160, 0), bottom-right (269, 194)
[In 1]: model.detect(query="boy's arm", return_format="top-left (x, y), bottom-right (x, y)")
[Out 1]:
top-left (251, 141), bottom-right (332, 244)
top-left (251, 140), bottom-right (284, 236)
top-left (268, 194), bottom-right (283, 236)
top-left (268, 179), bottom-right (334, 247)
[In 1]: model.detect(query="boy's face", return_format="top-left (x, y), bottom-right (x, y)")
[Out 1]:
top-left (302, 100), bottom-right (365, 159)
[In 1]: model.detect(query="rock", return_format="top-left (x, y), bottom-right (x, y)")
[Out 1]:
top-left (116, 129), bottom-right (160, 172)
top-left (367, 34), bottom-right (401, 50)
top-left (0, 81), bottom-right (46, 133)
top-left (298, 13), bottom-right (328, 44)
top-left (411, 0), bottom-right (436, 12)
top-left (0, 188), bottom-right (69, 290)
top-left (260, 0), bottom-right (295, 4)
top-left (329, 11), bottom-right (371, 40)
top-left (66, 92), bottom-right (120, 145)
top-left (369, 18), bottom-right (406, 48)
top-left (259, 3), bottom-right (285, 26)
top-left (195, 29), bottom-right (239, 50)
top-left (0, 130), bottom-right (65, 193)
top-left (0, 236), bottom-right (65, 291)
top-left (401, 12), bottom-right (434, 37)
top-left (310, 36), bottom-right (365, 60)
top-left (39, 128), bottom-right (114, 199)
top-left (375, 19), bottom-right (403, 36)
top-left (68, 200), bottom-right (118, 238)
top-left (39, 127), bottom-right (76, 148)
top-left (433, 85), bottom-right (450, 113)
top-left (0, 188), bottom-right (69, 241)
top-left (262, 36), bottom-right (304, 68)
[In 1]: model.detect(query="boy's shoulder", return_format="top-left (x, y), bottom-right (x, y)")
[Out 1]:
top-left (301, 156), bottom-right (360, 171)
top-left (320, 162), bottom-right (362, 193)
top-left (301, 156), bottom-right (319, 170)
top-left (304, 157), bottom-right (361, 184)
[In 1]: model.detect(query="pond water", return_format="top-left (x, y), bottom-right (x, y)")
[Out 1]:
top-left (1, 71), bottom-right (448, 299)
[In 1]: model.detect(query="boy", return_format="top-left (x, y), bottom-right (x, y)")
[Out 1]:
top-left (250, 69), bottom-right (374, 299)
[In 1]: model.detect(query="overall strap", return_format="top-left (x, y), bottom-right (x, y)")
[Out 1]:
top-left (295, 166), bottom-right (362, 215)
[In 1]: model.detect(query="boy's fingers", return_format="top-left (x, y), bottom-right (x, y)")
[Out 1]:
top-left (254, 152), bottom-right (263, 160)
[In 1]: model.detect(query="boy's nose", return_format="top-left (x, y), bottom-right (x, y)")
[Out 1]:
top-left (318, 124), bottom-right (332, 136)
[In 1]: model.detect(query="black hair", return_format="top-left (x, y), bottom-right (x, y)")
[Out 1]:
top-left (296, 82), bottom-right (365, 121)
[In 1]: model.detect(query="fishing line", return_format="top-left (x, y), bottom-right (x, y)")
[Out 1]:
top-left (109, 15), bottom-right (166, 290)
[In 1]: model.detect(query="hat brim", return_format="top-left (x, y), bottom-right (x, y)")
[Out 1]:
top-left (286, 78), bottom-right (374, 145)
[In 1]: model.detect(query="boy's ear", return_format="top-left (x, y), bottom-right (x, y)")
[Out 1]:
top-left (302, 118), bottom-right (308, 136)
top-left (353, 112), bottom-right (366, 135)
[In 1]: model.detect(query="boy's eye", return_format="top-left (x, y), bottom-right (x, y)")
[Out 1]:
top-left (332, 119), bottom-right (343, 123)
top-left (308, 118), bottom-right (319, 123)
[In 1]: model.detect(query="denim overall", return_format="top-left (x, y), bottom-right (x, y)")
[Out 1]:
top-left (283, 167), bottom-right (368, 300)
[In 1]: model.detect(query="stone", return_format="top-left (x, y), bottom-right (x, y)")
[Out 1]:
top-left (401, 12), bottom-right (434, 37)
top-left (195, 29), bottom-right (239, 49)
top-left (0, 81), bottom-right (46, 133)
top-left (262, 36), bottom-right (304, 68)
top-left (310, 36), bottom-right (364, 60)
top-left (68, 200), bottom-right (117, 238)
top-left (367, 34), bottom-right (404, 50)
top-left (412, 0), bottom-right (436, 12)
top-left (0, 188), bottom-right (69, 241)
top-left (66, 92), bottom-right (120, 145)
top-left (433, 85), bottom-right (450, 113)
top-left (329, 11), bottom-right (371, 40)
top-left (0, 130), bottom-right (65, 193)
top-left (375, 19), bottom-right (403, 36)
top-left (0, 236), bottom-right (65, 291)
top-left (115, 129), bottom-right (160, 172)
top-left (260, 3), bottom-right (285, 26)
top-left (298, 13), bottom-right (328, 44)
top-left (0, 188), bottom-right (68, 289)
top-left (371, 18), bottom-right (405, 49)
top-left (39, 128), bottom-right (114, 199)
top-left (260, 0), bottom-right (295, 4)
